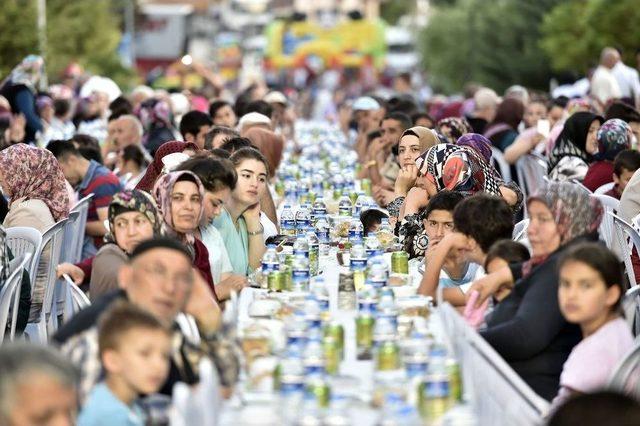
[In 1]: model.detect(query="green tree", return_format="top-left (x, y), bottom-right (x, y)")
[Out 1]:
top-left (541, 0), bottom-right (640, 74)
top-left (380, 0), bottom-right (414, 25)
top-left (0, 0), bottom-right (134, 88)
top-left (419, 0), bottom-right (562, 94)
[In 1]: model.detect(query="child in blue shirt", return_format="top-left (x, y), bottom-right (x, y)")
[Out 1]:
top-left (78, 302), bottom-right (172, 426)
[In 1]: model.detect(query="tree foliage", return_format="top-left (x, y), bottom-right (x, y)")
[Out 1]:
top-left (380, 0), bottom-right (414, 26)
top-left (0, 0), bottom-right (133, 88)
top-left (540, 0), bottom-right (640, 74)
top-left (419, 0), bottom-right (564, 94)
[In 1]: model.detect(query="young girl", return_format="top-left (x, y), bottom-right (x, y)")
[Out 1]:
top-left (551, 242), bottom-right (634, 409)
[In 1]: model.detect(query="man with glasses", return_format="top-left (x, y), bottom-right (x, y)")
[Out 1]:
top-left (53, 237), bottom-right (239, 404)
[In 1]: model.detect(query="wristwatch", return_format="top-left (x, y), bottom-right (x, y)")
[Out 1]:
top-left (247, 224), bottom-right (264, 236)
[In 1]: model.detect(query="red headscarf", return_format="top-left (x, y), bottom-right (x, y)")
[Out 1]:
top-left (135, 141), bottom-right (199, 192)
top-left (0, 144), bottom-right (69, 221)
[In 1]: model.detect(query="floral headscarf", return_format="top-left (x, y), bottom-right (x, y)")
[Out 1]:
top-left (153, 171), bottom-right (205, 245)
top-left (0, 55), bottom-right (45, 94)
top-left (105, 190), bottom-right (162, 249)
top-left (523, 181), bottom-right (604, 275)
top-left (548, 112), bottom-right (604, 173)
top-left (594, 118), bottom-right (631, 162)
top-left (135, 141), bottom-right (199, 192)
top-left (456, 133), bottom-right (492, 163)
top-left (415, 143), bottom-right (501, 197)
top-left (0, 144), bottom-right (69, 221)
top-left (436, 117), bottom-right (472, 143)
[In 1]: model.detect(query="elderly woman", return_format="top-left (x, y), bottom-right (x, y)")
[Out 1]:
top-left (582, 118), bottom-right (632, 192)
top-left (89, 190), bottom-right (162, 301)
top-left (468, 182), bottom-right (604, 401)
top-left (153, 170), bottom-right (216, 298)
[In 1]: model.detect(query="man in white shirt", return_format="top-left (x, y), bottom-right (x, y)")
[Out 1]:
top-left (611, 49), bottom-right (640, 107)
top-left (591, 47), bottom-right (622, 107)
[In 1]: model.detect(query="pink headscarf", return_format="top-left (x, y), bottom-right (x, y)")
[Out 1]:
top-left (0, 144), bottom-right (69, 221)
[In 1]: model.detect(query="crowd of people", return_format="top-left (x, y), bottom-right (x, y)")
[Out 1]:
top-left (1, 44), bottom-right (640, 425)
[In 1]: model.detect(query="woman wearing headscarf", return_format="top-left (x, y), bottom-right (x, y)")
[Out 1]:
top-left (135, 141), bottom-right (199, 192)
top-left (0, 144), bottom-right (69, 321)
top-left (483, 98), bottom-right (525, 152)
top-left (468, 182), bottom-right (603, 401)
top-left (0, 55), bottom-right (45, 143)
top-left (548, 111), bottom-right (604, 182)
top-left (153, 170), bottom-right (216, 299)
top-left (136, 98), bottom-right (178, 156)
top-left (89, 190), bottom-right (162, 301)
top-left (582, 119), bottom-right (632, 192)
top-left (435, 117), bottom-right (472, 144)
top-left (386, 126), bottom-right (439, 219)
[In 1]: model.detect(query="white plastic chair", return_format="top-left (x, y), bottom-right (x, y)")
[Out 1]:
top-left (623, 285), bottom-right (640, 337)
top-left (570, 179), bottom-right (593, 194)
top-left (595, 182), bottom-right (615, 195)
top-left (0, 253), bottom-right (31, 343)
top-left (607, 338), bottom-right (640, 400)
top-left (23, 218), bottom-right (69, 343)
top-left (5, 227), bottom-right (42, 288)
top-left (611, 212), bottom-right (640, 289)
top-left (591, 194), bottom-right (621, 248)
top-left (515, 154), bottom-right (548, 217)
top-left (491, 146), bottom-right (512, 183)
top-left (60, 274), bottom-right (90, 325)
top-left (70, 194), bottom-right (93, 262)
top-left (513, 218), bottom-right (530, 241)
top-left (60, 210), bottom-right (81, 264)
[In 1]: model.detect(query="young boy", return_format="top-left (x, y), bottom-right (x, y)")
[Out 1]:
top-left (78, 302), bottom-right (172, 426)
top-left (605, 149), bottom-right (640, 199)
top-left (417, 194), bottom-right (514, 306)
top-left (484, 240), bottom-right (531, 302)
top-left (360, 208), bottom-right (389, 235)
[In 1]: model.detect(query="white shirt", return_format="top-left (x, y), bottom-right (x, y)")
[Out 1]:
top-left (200, 224), bottom-right (233, 283)
top-left (612, 61), bottom-right (640, 104)
top-left (590, 65), bottom-right (622, 105)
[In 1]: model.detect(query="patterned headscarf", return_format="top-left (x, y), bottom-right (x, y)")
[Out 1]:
top-left (595, 119), bottom-right (631, 162)
top-left (436, 117), bottom-right (472, 143)
top-left (415, 143), bottom-right (501, 197)
top-left (0, 55), bottom-right (45, 94)
top-left (136, 98), bottom-right (173, 133)
top-left (0, 144), bottom-right (69, 221)
top-left (548, 112), bottom-right (603, 173)
top-left (153, 171), bottom-right (205, 245)
top-left (528, 181), bottom-right (603, 245)
top-left (105, 190), bottom-right (162, 250)
top-left (456, 133), bottom-right (492, 163)
top-left (523, 181), bottom-right (604, 275)
top-left (135, 141), bottom-right (199, 192)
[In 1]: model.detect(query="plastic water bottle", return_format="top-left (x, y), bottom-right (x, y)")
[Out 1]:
top-left (365, 235), bottom-right (381, 257)
top-left (348, 216), bottom-right (364, 244)
top-left (277, 345), bottom-right (305, 421)
top-left (367, 258), bottom-right (389, 289)
top-left (312, 197), bottom-right (327, 220)
top-left (292, 254), bottom-right (310, 292)
top-left (418, 347), bottom-right (451, 421)
top-left (303, 328), bottom-right (326, 375)
top-left (315, 215), bottom-right (331, 248)
top-left (293, 235), bottom-right (310, 258)
top-left (350, 243), bottom-right (367, 290)
top-left (281, 204), bottom-right (296, 237)
top-left (284, 179), bottom-right (297, 204)
top-left (261, 244), bottom-right (280, 275)
top-left (377, 289), bottom-right (399, 331)
top-left (310, 276), bottom-right (330, 311)
top-left (338, 195), bottom-right (352, 216)
top-left (295, 204), bottom-right (311, 236)
top-left (304, 295), bottom-right (323, 330)
top-left (306, 229), bottom-right (320, 276)
top-left (285, 312), bottom-right (308, 346)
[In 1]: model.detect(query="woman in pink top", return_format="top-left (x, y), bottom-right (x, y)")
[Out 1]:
top-left (552, 242), bottom-right (634, 409)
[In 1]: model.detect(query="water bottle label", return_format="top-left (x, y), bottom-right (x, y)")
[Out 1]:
top-left (292, 270), bottom-right (310, 282)
top-left (304, 365), bottom-right (325, 376)
top-left (293, 249), bottom-right (309, 258)
top-left (377, 313), bottom-right (398, 330)
top-left (282, 219), bottom-right (296, 229)
top-left (349, 230), bottom-right (364, 243)
top-left (405, 362), bottom-right (428, 378)
top-left (358, 301), bottom-right (378, 313)
top-left (287, 336), bottom-right (307, 346)
top-left (423, 378), bottom-right (450, 398)
top-left (317, 231), bottom-right (330, 243)
top-left (350, 258), bottom-right (367, 270)
top-left (368, 278), bottom-right (386, 289)
top-left (365, 248), bottom-right (376, 258)
top-left (313, 207), bottom-right (327, 217)
top-left (317, 298), bottom-right (329, 310)
top-left (280, 382), bottom-right (305, 394)
top-left (306, 318), bottom-right (322, 329)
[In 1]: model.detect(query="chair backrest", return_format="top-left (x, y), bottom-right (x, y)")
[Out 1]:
top-left (515, 154), bottom-right (547, 217)
top-left (607, 338), bottom-right (640, 400)
top-left (70, 194), bottom-right (93, 262)
top-left (591, 194), bottom-right (621, 248)
top-left (60, 274), bottom-right (90, 324)
top-left (60, 210), bottom-right (81, 264)
top-left (611, 212), bottom-right (640, 289)
top-left (623, 285), bottom-right (640, 337)
top-left (513, 218), bottom-right (530, 241)
top-left (0, 253), bottom-right (31, 343)
top-left (570, 179), bottom-right (593, 194)
top-left (595, 182), bottom-right (616, 195)
top-left (5, 227), bottom-right (43, 286)
top-left (491, 147), bottom-right (512, 183)
top-left (37, 219), bottom-right (69, 326)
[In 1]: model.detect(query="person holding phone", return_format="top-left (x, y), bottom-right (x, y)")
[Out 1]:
top-left (503, 99), bottom-right (550, 165)
top-left (210, 147), bottom-right (269, 276)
